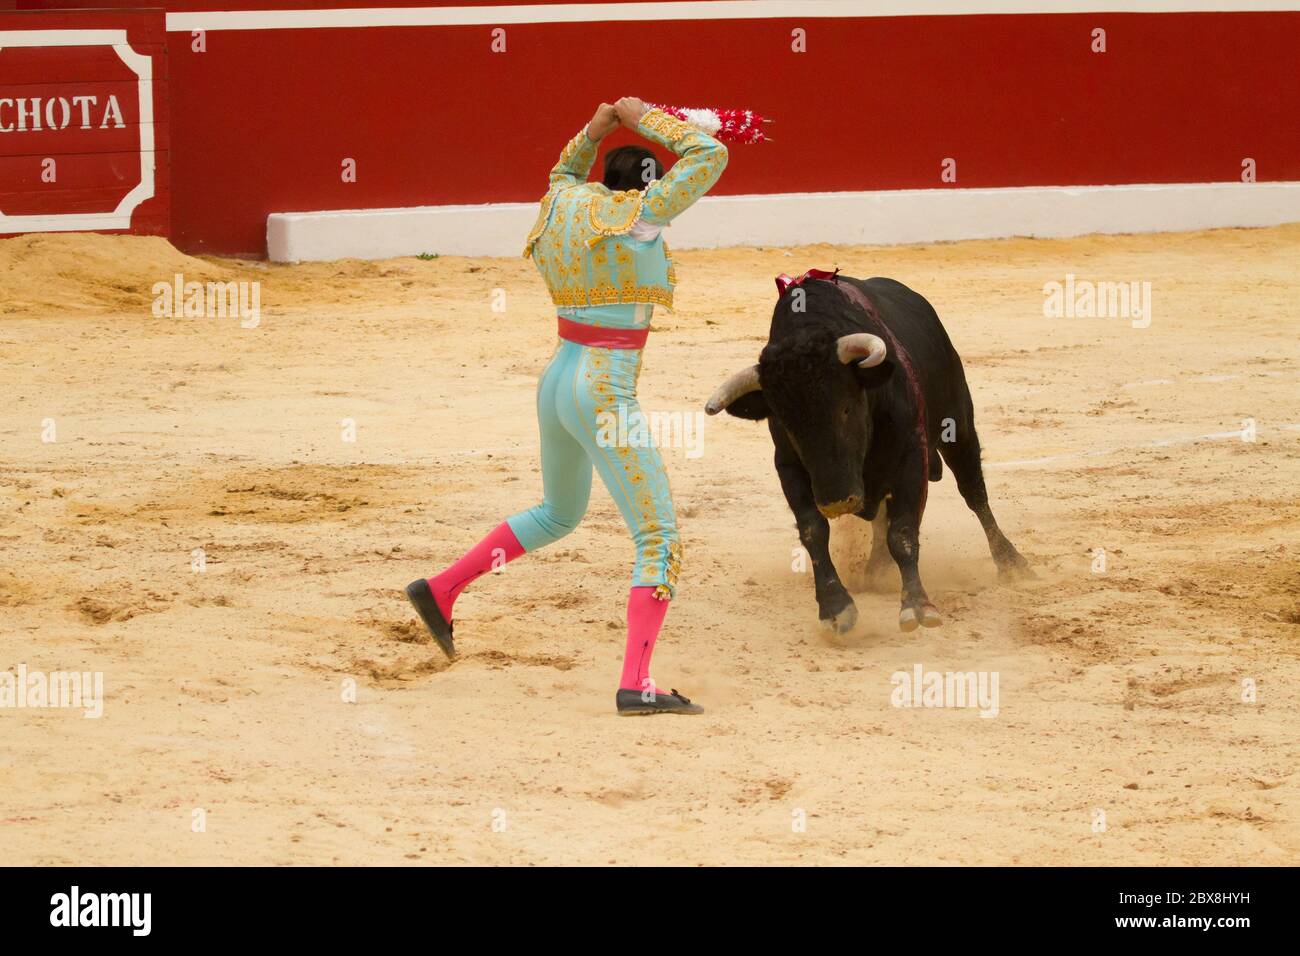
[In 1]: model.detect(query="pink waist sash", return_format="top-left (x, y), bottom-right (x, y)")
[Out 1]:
top-left (557, 316), bottom-right (649, 350)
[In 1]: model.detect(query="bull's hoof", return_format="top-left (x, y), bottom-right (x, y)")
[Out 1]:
top-left (820, 601), bottom-right (859, 635)
top-left (997, 556), bottom-right (1036, 582)
top-left (899, 603), bottom-right (942, 632)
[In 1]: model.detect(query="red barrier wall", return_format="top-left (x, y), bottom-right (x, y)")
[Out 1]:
top-left (0, 8), bottom-right (168, 236)
top-left (9, 3), bottom-right (1300, 257)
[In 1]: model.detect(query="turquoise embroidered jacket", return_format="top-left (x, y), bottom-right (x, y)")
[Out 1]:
top-left (523, 108), bottom-right (728, 311)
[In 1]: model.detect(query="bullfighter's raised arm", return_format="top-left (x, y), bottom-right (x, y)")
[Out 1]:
top-left (630, 105), bottom-right (729, 225)
top-left (547, 103), bottom-right (618, 189)
top-left (547, 129), bottom-right (598, 189)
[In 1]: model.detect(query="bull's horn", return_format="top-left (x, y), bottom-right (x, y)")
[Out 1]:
top-left (836, 333), bottom-right (887, 368)
top-left (705, 364), bottom-right (761, 415)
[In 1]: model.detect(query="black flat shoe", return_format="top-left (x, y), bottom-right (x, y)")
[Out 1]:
top-left (404, 578), bottom-right (455, 658)
top-left (616, 688), bottom-right (704, 716)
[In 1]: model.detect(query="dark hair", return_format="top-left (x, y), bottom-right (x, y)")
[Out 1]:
top-left (602, 146), bottom-right (664, 192)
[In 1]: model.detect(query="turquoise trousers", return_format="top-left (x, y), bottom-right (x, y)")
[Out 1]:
top-left (506, 304), bottom-right (681, 598)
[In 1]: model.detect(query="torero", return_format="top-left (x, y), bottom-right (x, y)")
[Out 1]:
top-left (406, 97), bottom-right (728, 715)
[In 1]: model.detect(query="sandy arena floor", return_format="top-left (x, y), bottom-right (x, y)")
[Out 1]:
top-left (1, 225), bottom-right (1297, 865)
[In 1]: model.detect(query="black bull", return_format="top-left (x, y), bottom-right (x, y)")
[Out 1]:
top-left (705, 273), bottom-right (1032, 633)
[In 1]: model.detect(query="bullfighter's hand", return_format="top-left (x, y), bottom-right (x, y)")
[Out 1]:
top-left (615, 97), bottom-right (649, 131)
top-left (587, 103), bottom-right (620, 142)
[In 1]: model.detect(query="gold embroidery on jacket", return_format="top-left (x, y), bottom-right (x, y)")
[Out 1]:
top-left (523, 128), bottom-right (597, 256)
top-left (550, 284), bottom-right (674, 310)
top-left (527, 151), bottom-right (681, 310)
top-left (585, 189), bottom-right (644, 247)
top-left (639, 108), bottom-right (690, 143)
top-left (522, 187), bottom-right (559, 258)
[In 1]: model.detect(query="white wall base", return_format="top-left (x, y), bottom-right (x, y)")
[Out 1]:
top-left (267, 181), bottom-right (1300, 262)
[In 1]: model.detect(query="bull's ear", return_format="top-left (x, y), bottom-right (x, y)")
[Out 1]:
top-left (723, 391), bottom-right (770, 420)
top-left (854, 359), bottom-right (896, 390)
